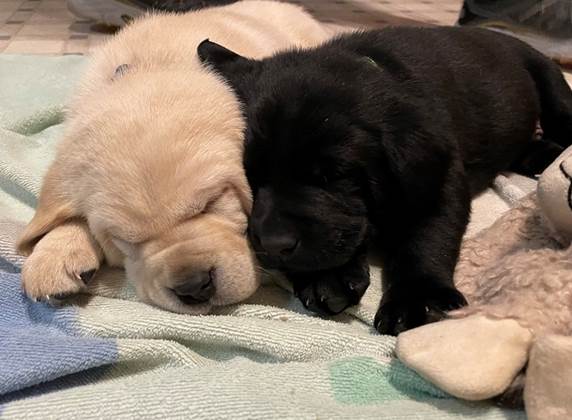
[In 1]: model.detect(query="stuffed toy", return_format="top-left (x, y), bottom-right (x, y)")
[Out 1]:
top-left (396, 145), bottom-right (572, 420)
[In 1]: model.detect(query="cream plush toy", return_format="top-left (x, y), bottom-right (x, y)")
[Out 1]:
top-left (396, 146), bottom-right (572, 420)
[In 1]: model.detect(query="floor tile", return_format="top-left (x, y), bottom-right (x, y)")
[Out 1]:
top-left (18, 22), bottom-right (68, 35)
top-left (3, 36), bottom-right (63, 53)
top-left (0, 0), bottom-right (464, 55)
top-left (0, 21), bottom-right (21, 36)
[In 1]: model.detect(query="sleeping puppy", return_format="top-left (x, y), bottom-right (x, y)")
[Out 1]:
top-left (16, 1), bottom-right (330, 314)
top-left (198, 27), bottom-right (572, 334)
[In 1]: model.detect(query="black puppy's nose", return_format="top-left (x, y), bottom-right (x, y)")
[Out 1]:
top-left (259, 233), bottom-right (299, 257)
top-left (172, 269), bottom-right (216, 304)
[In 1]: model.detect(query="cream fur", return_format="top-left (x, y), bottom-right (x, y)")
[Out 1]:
top-left (396, 315), bottom-right (532, 401)
top-left (16, 1), bottom-right (330, 313)
top-left (454, 194), bottom-right (572, 335)
top-left (525, 334), bottom-right (572, 420)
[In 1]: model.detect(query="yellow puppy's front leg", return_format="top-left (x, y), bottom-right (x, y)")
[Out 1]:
top-left (21, 220), bottom-right (103, 302)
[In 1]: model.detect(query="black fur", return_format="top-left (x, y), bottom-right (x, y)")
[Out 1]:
top-left (198, 27), bottom-right (572, 335)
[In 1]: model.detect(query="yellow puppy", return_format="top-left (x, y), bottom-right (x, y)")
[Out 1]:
top-left (16, 1), bottom-right (329, 314)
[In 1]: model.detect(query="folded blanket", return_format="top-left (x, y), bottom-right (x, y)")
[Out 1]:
top-left (0, 55), bottom-right (527, 419)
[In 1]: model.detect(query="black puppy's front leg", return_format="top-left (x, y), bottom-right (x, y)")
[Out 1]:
top-left (290, 248), bottom-right (370, 315)
top-left (374, 174), bottom-right (470, 335)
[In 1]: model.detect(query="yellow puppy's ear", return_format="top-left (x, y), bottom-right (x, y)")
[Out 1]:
top-left (231, 175), bottom-right (253, 215)
top-left (16, 166), bottom-right (77, 256)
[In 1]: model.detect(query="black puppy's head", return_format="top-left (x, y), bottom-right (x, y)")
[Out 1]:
top-left (198, 40), bottom-right (378, 272)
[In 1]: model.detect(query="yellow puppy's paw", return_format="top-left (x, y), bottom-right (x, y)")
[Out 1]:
top-left (22, 249), bottom-right (99, 302)
top-left (20, 222), bottom-right (102, 303)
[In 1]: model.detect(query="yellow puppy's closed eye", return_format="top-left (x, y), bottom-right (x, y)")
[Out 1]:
top-left (200, 187), bottom-right (248, 232)
top-left (211, 188), bottom-right (244, 215)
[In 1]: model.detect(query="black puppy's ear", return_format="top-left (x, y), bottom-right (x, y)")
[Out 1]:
top-left (198, 39), bottom-right (248, 73)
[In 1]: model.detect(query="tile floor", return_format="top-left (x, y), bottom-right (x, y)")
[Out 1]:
top-left (0, 0), bottom-right (463, 55)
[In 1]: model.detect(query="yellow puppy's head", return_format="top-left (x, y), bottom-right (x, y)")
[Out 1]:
top-left (18, 67), bottom-right (259, 314)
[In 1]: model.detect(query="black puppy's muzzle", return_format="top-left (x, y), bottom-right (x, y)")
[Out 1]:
top-left (249, 187), bottom-right (302, 267)
top-left (249, 224), bottom-right (300, 268)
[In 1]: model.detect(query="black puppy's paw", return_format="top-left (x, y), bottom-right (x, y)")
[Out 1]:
top-left (291, 263), bottom-right (370, 315)
top-left (374, 285), bottom-right (467, 336)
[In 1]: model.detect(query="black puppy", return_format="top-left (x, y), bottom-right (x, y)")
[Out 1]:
top-left (198, 27), bottom-right (572, 335)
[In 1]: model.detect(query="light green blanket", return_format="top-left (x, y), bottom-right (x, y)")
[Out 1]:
top-left (0, 55), bottom-right (525, 419)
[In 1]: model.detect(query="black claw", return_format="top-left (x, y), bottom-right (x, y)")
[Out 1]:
top-left (51, 293), bottom-right (73, 300)
top-left (80, 269), bottom-right (97, 284)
